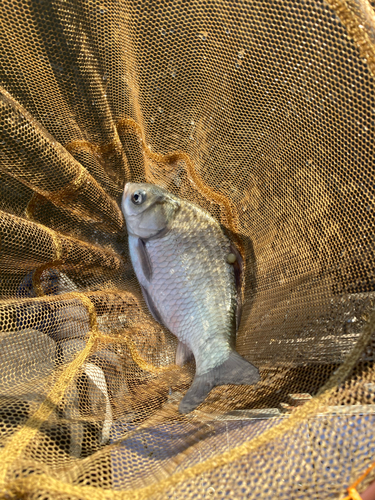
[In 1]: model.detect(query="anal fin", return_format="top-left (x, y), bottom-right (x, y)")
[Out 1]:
top-left (176, 341), bottom-right (194, 367)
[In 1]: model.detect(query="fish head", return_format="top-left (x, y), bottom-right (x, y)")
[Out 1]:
top-left (121, 182), bottom-right (180, 238)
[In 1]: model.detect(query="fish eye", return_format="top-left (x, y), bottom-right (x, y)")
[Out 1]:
top-left (131, 190), bottom-right (146, 205)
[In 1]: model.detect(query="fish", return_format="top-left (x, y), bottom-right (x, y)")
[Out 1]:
top-left (121, 182), bottom-right (260, 413)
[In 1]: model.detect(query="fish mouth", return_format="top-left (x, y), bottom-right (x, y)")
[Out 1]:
top-left (124, 183), bottom-right (129, 195)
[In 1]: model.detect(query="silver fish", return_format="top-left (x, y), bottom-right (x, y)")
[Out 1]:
top-left (121, 182), bottom-right (260, 413)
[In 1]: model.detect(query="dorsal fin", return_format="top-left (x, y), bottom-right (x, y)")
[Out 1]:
top-left (230, 243), bottom-right (244, 331)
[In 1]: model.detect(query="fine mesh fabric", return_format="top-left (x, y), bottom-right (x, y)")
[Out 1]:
top-left (0, 0), bottom-right (374, 498)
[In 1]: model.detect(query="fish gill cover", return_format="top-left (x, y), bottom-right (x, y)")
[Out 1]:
top-left (0, 0), bottom-right (374, 499)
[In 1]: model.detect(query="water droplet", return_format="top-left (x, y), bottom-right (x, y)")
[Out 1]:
top-left (158, 107), bottom-right (163, 113)
top-left (171, 72), bottom-right (176, 77)
top-left (150, 117), bottom-right (155, 123)
top-left (206, 487), bottom-right (215, 495)
top-left (189, 135), bottom-right (194, 140)
top-left (102, 74), bottom-right (108, 81)
top-left (227, 253), bottom-right (237, 264)
top-left (238, 50), bottom-right (245, 59)
top-left (225, 28), bottom-right (230, 34)
top-left (190, 120), bottom-right (195, 126)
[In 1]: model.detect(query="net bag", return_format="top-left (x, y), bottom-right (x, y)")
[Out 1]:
top-left (0, 0), bottom-right (374, 498)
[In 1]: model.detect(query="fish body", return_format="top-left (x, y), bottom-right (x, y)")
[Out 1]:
top-left (121, 183), bottom-right (259, 413)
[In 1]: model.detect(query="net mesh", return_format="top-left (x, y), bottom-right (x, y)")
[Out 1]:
top-left (0, 0), bottom-right (374, 498)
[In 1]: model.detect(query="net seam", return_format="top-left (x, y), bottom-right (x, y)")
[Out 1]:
top-left (324, 0), bottom-right (375, 78)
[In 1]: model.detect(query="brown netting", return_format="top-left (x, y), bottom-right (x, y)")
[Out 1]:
top-left (0, 0), bottom-right (374, 498)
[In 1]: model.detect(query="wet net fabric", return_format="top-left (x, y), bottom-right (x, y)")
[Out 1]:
top-left (0, 0), bottom-right (374, 498)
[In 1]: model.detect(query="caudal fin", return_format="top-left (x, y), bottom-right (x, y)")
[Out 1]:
top-left (179, 351), bottom-right (260, 414)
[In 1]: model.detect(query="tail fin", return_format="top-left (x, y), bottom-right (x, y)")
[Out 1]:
top-left (179, 351), bottom-right (260, 414)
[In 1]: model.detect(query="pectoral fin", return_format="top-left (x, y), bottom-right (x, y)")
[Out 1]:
top-left (176, 341), bottom-right (194, 366)
top-left (137, 238), bottom-right (152, 282)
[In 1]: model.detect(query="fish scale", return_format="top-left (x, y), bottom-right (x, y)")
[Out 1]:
top-left (122, 182), bottom-right (260, 413)
top-left (146, 207), bottom-right (234, 368)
